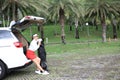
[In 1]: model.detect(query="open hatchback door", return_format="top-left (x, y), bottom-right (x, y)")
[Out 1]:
top-left (10, 16), bottom-right (45, 31)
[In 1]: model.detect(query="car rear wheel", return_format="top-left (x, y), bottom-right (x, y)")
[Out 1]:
top-left (0, 61), bottom-right (6, 80)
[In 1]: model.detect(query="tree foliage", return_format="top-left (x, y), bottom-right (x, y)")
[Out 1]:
top-left (85, 0), bottom-right (120, 42)
top-left (0, 0), bottom-right (120, 42)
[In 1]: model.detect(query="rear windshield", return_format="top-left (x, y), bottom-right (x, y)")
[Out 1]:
top-left (0, 30), bottom-right (13, 39)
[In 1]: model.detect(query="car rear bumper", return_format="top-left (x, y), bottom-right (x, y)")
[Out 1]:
top-left (9, 61), bottom-right (33, 71)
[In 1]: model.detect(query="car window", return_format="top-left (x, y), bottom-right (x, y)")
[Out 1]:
top-left (0, 30), bottom-right (13, 39)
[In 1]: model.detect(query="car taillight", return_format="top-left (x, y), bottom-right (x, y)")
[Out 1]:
top-left (14, 42), bottom-right (23, 48)
top-left (25, 16), bottom-right (30, 19)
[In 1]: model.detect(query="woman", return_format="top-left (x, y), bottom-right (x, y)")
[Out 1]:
top-left (26, 34), bottom-right (49, 75)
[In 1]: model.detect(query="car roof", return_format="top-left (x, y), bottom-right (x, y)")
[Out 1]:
top-left (0, 27), bottom-right (11, 31)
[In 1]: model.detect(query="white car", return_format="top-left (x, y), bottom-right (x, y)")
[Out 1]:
top-left (0, 16), bottom-right (45, 79)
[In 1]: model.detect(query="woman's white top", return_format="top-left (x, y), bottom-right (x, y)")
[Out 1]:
top-left (29, 39), bottom-right (39, 51)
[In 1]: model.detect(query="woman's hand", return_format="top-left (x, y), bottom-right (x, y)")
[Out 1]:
top-left (37, 41), bottom-right (41, 46)
top-left (38, 38), bottom-right (42, 45)
top-left (38, 38), bottom-right (42, 42)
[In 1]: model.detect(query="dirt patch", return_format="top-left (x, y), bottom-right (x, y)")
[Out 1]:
top-left (69, 55), bottom-right (120, 80)
top-left (47, 54), bottom-right (120, 80)
top-left (3, 54), bottom-right (120, 80)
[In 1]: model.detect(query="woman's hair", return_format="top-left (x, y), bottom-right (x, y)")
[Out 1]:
top-left (31, 34), bottom-right (34, 40)
top-left (31, 35), bottom-right (33, 40)
top-left (31, 34), bottom-right (38, 40)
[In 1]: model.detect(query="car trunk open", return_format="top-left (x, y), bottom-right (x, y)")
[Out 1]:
top-left (11, 16), bottom-right (45, 55)
top-left (12, 29), bottom-right (28, 55)
top-left (11, 16), bottom-right (45, 31)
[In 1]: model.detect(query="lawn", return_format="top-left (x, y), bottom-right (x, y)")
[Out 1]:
top-left (22, 24), bottom-right (120, 58)
top-left (46, 41), bottom-right (120, 59)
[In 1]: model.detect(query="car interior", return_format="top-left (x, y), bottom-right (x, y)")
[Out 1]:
top-left (12, 29), bottom-right (29, 55)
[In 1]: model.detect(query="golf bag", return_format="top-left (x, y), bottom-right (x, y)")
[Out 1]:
top-left (38, 44), bottom-right (48, 70)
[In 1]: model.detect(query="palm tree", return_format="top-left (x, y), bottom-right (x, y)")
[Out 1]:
top-left (2, 0), bottom-right (49, 21)
top-left (48, 0), bottom-right (79, 44)
top-left (1, 0), bottom-right (49, 44)
top-left (73, 0), bottom-right (84, 39)
top-left (2, 0), bottom-right (28, 21)
top-left (0, 0), bottom-right (5, 25)
top-left (110, 1), bottom-right (120, 39)
top-left (85, 0), bottom-right (119, 42)
top-left (0, 0), bottom-right (4, 14)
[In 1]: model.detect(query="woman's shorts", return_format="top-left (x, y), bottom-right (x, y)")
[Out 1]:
top-left (26, 50), bottom-right (37, 60)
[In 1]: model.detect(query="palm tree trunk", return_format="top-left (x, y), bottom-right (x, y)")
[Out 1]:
top-left (12, 1), bottom-right (15, 20)
top-left (111, 19), bottom-right (117, 39)
top-left (75, 18), bottom-right (79, 39)
top-left (11, 1), bottom-right (18, 21)
top-left (69, 20), bottom-right (73, 31)
top-left (15, 3), bottom-right (18, 21)
top-left (113, 26), bottom-right (117, 39)
top-left (94, 20), bottom-right (98, 31)
top-left (101, 17), bottom-right (107, 42)
top-left (117, 23), bottom-right (119, 30)
top-left (38, 24), bottom-right (44, 45)
top-left (59, 8), bottom-right (66, 44)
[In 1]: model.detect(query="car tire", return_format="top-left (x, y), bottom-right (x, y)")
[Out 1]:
top-left (0, 61), bottom-right (6, 80)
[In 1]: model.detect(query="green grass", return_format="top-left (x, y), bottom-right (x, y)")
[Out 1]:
top-left (22, 24), bottom-right (120, 59)
top-left (46, 41), bottom-right (120, 59)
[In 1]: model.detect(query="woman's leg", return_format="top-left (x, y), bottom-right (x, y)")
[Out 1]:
top-left (32, 57), bottom-right (44, 72)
